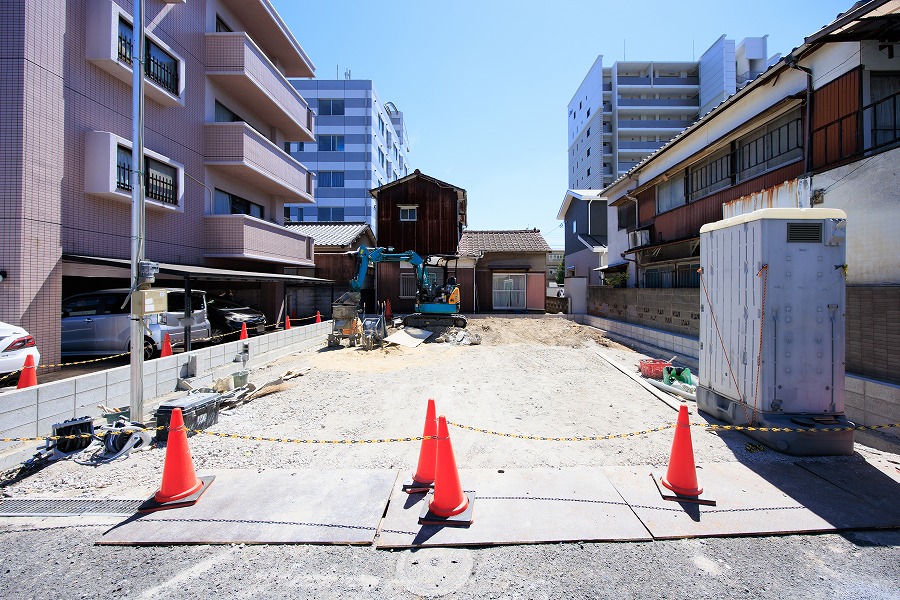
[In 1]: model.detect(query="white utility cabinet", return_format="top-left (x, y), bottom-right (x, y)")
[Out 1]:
top-left (697, 208), bottom-right (852, 455)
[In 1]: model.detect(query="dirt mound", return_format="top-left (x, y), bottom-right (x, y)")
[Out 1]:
top-left (471, 317), bottom-right (618, 348)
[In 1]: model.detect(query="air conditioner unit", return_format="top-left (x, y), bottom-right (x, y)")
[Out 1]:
top-left (628, 229), bottom-right (650, 248)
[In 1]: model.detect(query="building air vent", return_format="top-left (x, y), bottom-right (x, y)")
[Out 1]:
top-left (786, 222), bottom-right (822, 243)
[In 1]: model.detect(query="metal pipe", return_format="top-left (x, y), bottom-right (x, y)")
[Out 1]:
top-left (786, 56), bottom-right (813, 176)
top-left (129, 0), bottom-right (146, 422)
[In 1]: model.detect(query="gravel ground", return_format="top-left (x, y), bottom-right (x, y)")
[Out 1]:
top-left (0, 317), bottom-right (898, 599)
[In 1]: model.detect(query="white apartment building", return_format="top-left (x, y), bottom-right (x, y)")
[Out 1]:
top-left (568, 36), bottom-right (777, 191)
top-left (285, 78), bottom-right (410, 230)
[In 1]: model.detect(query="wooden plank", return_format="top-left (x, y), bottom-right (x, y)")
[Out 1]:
top-left (96, 469), bottom-right (397, 546)
top-left (606, 462), bottom-right (897, 540)
top-left (376, 468), bottom-right (651, 548)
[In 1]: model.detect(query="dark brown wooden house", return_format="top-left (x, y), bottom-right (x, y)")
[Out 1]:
top-left (370, 170), bottom-right (467, 314)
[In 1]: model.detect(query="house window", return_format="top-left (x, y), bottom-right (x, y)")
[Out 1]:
top-left (285, 142), bottom-right (303, 153)
top-left (656, 173), bottom-right (685, 214)
top-left (400, 273), bottom-right (417, 298)
top-left (317, 207), bottom-right (344, 221)
top-left (492, 274), bottom-right (526, 310)
top-left (586, 127), bottom-right (591, 137)
top-left (214, 188), bottom-right (264, 219)
top-left (736, 111), bottom-right (802, 181)
top-left (400, 206), bottom-right (417, 221)
top-left (317, 99), bottom-right (345, 116)
top-left (116, 146), bottom-right (177, 205)
top-left (586, 147), bottom-right (591, 157)
top-left (118, 18), bottom-right (179, 96)
top-left (617, 203), bottom-right (636, 231)
top-left (688, 147), bottom-right (731, 200)
top-left (587, 168), bottom-right (591, 177)
top-left (378, 147), bottom-right (385, 167)
top-left (317, 171), bottom-right (345, 188)
top-left (318, 135), bottom-right (345, 151)
top-left (215, 15), bottom-right (232, 32)
top-left (215, 101), bottom-right (243, 123)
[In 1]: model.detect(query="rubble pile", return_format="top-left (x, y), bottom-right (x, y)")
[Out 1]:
top-left (426, 326), bottom-right (482, 346)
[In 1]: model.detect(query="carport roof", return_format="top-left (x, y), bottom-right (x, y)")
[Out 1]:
top-left (63, 255), bottom-right (334, 285)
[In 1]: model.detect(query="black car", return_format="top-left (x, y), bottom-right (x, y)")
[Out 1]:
top-left (206, 297), bottom-right (267, 339)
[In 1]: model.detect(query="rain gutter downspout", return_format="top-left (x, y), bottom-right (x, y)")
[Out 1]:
top-left (787, 55), bottom-right (813, 175)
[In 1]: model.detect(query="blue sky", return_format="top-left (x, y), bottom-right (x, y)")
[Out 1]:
top-left (271, 0), bottom-right (855, 248)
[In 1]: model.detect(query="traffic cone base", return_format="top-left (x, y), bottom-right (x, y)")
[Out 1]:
top-left (139, 475), bottom-right (215, 512)
top-left (418, 490), bottom-right (475, 526)
top-left (17, 354), bottom-right (37, 389)
top-left (402, 399), bottom-right (438, 494)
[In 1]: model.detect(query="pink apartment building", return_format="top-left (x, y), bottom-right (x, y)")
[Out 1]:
top-left (0, 0), bottom-right (326, 369)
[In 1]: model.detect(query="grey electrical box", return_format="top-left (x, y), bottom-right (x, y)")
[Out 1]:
top-left (697, 208), bottom-right (853, 455)
top-left (139, 260), bottom-right (160, 280)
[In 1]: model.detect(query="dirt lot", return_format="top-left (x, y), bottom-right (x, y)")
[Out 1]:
top-left (0, 317), bottom-right (898, 599)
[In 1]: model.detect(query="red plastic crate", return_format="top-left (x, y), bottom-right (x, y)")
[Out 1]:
top-left (639, 359), bottom-right (672, 379)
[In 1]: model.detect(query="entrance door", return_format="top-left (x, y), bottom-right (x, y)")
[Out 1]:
top-left (492, 273), bottom-right (526, 310)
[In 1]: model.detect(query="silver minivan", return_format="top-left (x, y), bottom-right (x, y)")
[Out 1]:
top-left (61, 288), bottom-right (211, 359)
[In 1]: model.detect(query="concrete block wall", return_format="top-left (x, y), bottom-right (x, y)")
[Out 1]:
top-left (588, 286), bottom-right (701, 337)
top-left (0, 320), bottom-right (331, 448)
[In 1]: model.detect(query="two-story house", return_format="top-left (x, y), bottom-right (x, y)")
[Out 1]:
top-left (370, 170), bottom-right (467, 314)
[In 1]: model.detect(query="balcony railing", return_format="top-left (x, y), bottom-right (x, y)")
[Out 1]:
top-left (115, 163), bottom-right (177, 205)
top-left (117, 35), bottom-right (179, 96)
top-left (812, 90), bottom-right (900, 169)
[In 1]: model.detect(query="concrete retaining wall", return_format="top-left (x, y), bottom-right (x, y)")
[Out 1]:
top-left (0, 321), bottom-right (332, 448)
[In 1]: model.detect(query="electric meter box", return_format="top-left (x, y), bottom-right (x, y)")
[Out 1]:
top-left (134, 289), bottom-right (167, 316)
top-left (697, 207), bottom-right (853, 455)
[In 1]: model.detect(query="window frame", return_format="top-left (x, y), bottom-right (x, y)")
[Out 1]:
top-left (318, 135), bottom-right (345, 152)
top-left (399, 206), bottom-right (418, 222)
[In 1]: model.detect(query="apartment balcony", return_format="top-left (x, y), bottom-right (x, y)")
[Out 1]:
top-left (616, 76), bottom-right (699, 92)
top-left (205, 122), bottom-right (313, 202)
top-left (203, 214), bottom-right (315, 266)
top-left (206, 33), bottom-right (314, 141)
top-left (619, 142), bottom-right (665, 154)
top-left (617, 119), bottom-right (695, 134)
top-left (617, 98), bottom-right (698, 109)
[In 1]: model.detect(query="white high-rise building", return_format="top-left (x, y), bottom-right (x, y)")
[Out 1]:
top-left (568, 36), bottom-right (777, 191)
top-left (286, 79), bottom-right (411, 230)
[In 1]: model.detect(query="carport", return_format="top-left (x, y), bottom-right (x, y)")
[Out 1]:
top-left (63, 255), bottom-right (334, 351)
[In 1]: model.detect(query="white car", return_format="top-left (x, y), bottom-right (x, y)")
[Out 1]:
top-left (0, 320), bottom-right (41, 375)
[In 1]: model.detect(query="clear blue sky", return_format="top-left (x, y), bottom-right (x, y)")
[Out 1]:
top-left (271, 0), bottom-right (855, 248)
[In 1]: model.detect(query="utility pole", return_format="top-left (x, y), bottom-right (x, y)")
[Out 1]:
top-left (129, 0), bottom-right (146, 422)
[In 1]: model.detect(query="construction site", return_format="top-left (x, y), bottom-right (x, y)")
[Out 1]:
top-left (0, 316), bottom-right (897, 598)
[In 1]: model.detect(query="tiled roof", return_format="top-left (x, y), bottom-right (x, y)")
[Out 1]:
top-left (459, 229), bottom-right (551, 256)
top-left (284, 222), bottom-right (373, 248)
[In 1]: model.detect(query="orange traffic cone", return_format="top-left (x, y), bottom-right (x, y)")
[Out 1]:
top-left (160, 333), bottom-right (173, 357)
top-left (315, 311), bottom-right (322, 323)
top-left (660, 405), bottom-right (703, 497)
top-left (419, 415), bottom-right (474, 526)
top-left (284, 315), bottom-right (291, 330)
top-left (17, 354), bottom-right (37, 389)
top-left (239, 322), bottom-right (248, 340)
top-left (140, 408), bottom-right (214, 512)
top-left (385, 299), bottom-right (393, 321)
top-left (402, 399), bottom-right (438, 493)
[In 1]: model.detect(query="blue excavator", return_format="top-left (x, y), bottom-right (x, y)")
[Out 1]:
top-left (328, 246), bottom-right (467, 348)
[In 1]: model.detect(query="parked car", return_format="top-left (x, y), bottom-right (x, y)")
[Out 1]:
top-left (0, 320), bottom-right (40, 376)
top-left (206, 297), bottom-right (267, 339)
top-left (61, 288), bottom-right (211, 360)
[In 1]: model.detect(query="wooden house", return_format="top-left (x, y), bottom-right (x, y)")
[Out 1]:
top-left (370, 170), bottom-right (467, 313)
